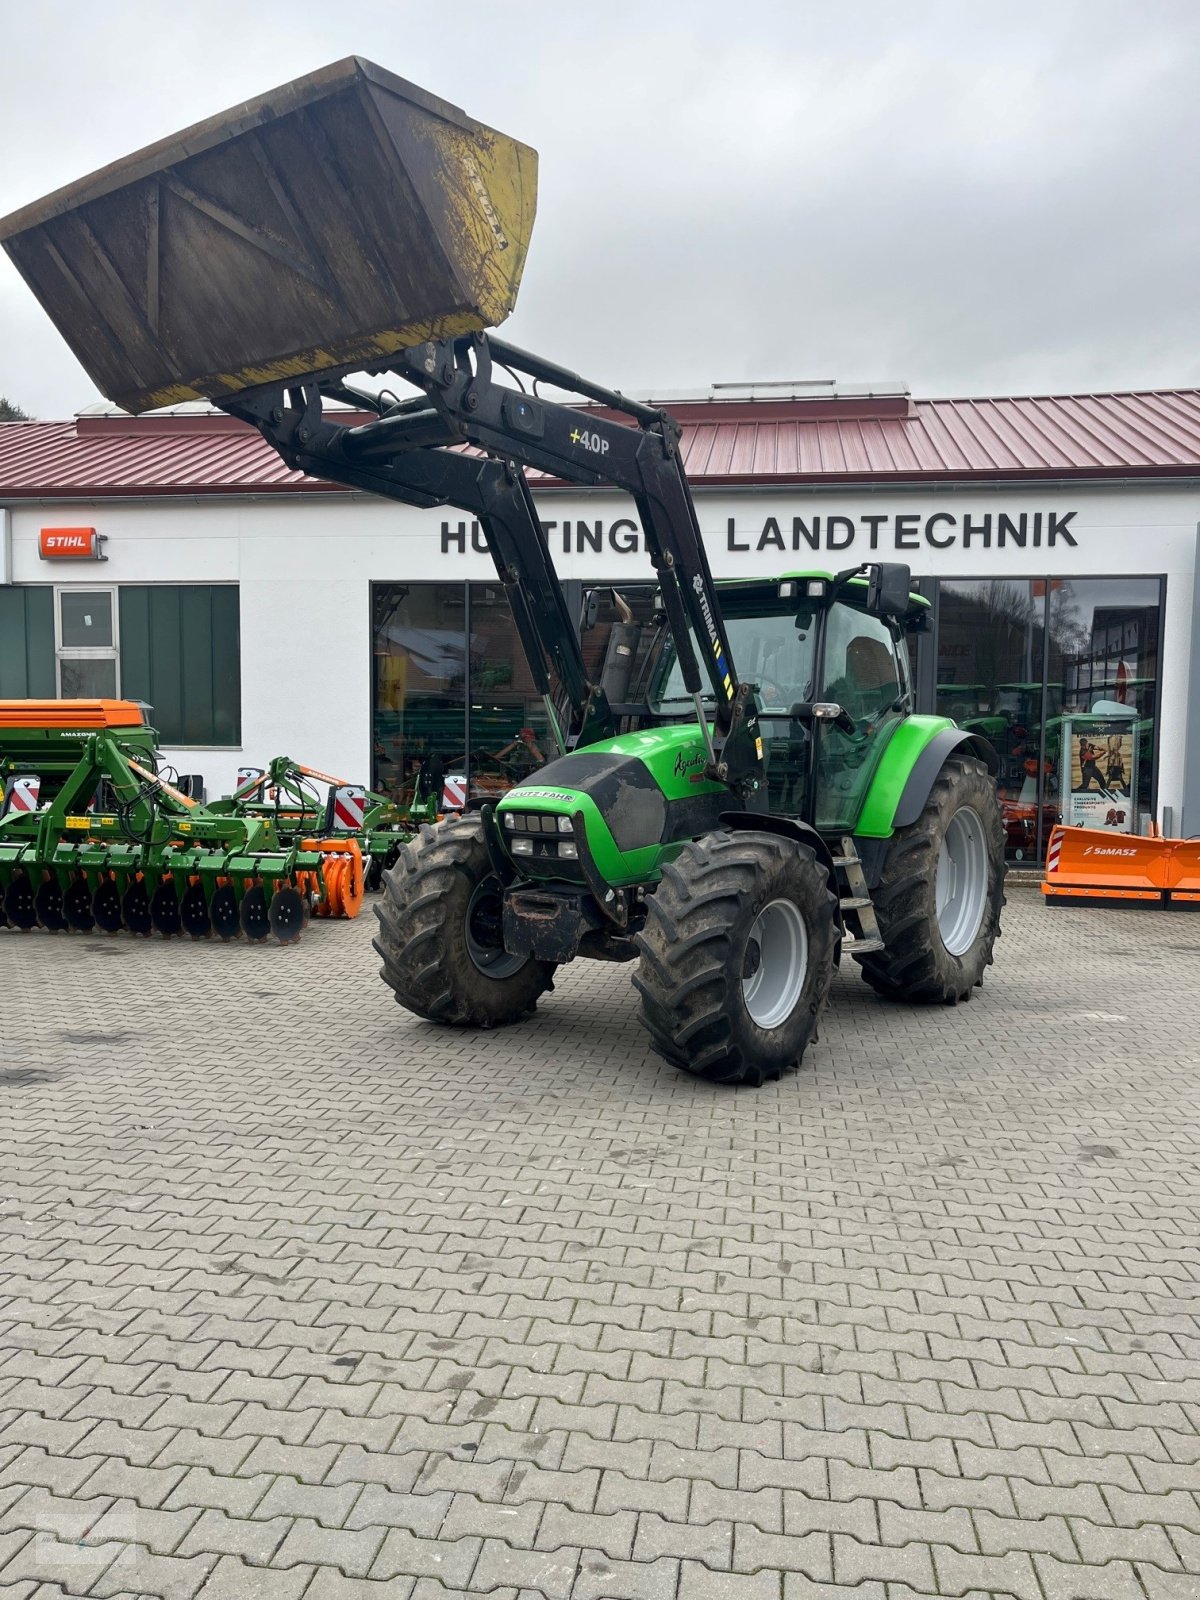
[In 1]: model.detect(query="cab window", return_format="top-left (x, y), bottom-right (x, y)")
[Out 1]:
top-left (821, 606), bottom-right (904, 720)
top-left (815, 603), bottom-right (906, 830)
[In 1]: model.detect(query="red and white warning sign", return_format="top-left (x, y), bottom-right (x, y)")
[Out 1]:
top-left (1045, 830), bottom-right (1063, 875)
top-left (4, 775), bottom-right (41, 814)
top-left (331, 785), bottom-right (367, 832)
top-left (441, 773), bottom-right (468, 811)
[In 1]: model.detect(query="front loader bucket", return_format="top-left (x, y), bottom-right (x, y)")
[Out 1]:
top-left (0, 57), bottom-right (537, 413)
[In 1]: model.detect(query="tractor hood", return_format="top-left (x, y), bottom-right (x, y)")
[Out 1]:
top-left (495, 724), bottom-right (727, 887)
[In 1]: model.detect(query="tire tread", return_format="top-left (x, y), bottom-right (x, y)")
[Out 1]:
top-left (634, 830), bottom-right (836, 1087)
top-left (373, 815), bottom-right (553, 1027)
top-left (856, 755), bottom-right (1006, 1004)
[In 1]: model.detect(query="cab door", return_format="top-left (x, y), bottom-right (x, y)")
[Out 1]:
top-left (814, 604), bottom-right (908, 831)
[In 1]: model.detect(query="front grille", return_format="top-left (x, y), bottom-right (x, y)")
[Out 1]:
top-left (503, 812), bottom-right (565, 834)
top-left (518, 836), bottom-right (581, 866)
top-left (500, 812), bottom-right (585, 882)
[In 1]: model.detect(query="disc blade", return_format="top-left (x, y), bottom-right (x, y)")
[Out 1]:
top-left (63, 876), bottom-right (96, 932)
top-left (92, 875), bottom-right (124, 934)
top-left (35, 874), bottom-right (66, 933)
top-left (122, 875), bottom-right (153, 936)
top-left (180, 877), bottom-right (213, 939)
top-left (210, 881), bottom-right (241, 941)
top-left (4, 869), bottom-right (38, 930)
top-left (150, 879), bottom-right (182, 938)
top-left (339, 852), bottom-right (365, 919)
top-left (239, 883), bottom-right (271, 942)
top-left (318, 858), bottom-right (342, 917)
top-left (267, 884), bottom-right (305, 944)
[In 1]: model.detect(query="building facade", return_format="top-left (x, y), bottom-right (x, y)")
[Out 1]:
top-left (2, 386), bottom-right (1199, 860)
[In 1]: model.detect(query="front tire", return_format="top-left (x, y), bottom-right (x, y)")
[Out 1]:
top-left (373, 815), bottom-right (554, 1027)
top-left (633, 830), bottom-right (837, 1087)
top-left (856, 754), bottom-right (1005, 1004)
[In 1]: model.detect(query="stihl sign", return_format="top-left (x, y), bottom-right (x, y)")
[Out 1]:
top-left (38, 527), bottom-right (106, 560)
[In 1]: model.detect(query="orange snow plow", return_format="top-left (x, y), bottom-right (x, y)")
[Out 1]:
top-left (1167, 837), bottom-right (1200, 907)
top-left (1042, 824), bottom-right (1200, 909)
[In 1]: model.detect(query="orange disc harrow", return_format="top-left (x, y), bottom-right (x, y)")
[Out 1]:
top-left (300, 839), bottom-right (364, 920)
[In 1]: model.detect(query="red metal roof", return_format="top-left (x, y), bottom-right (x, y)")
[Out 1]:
top-left (2, 388), bottom-right (1200, 499)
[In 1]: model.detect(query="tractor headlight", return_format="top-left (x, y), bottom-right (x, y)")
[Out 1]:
top-left (502, 812), bottom-right (515, 829)
top-left (558, 841), bottom-right (578, 859)
top-left (557, 816), bottom-right (573, 833)
top-left (511, 837), bottom-right (533, 855)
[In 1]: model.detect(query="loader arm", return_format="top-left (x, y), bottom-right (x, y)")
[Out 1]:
top-left (224, 385), bottom-right (617, 755)
top-left (230, 333), bottom-right (764, 796)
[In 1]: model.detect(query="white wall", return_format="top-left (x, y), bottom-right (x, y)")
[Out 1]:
top-left (8, 481), bottom-right (1198, 813)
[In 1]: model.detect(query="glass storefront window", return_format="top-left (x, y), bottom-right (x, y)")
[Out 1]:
top-left (580, 584), bottom-right (659, 713)
top-left (467, 582), bottom-right (552, 800)
top-left (370, 573), bottom-right (1162, 853)
top-left (1044, 578), bottom-right (1159, 839)
top-left (931, 576), bottom-right (1161, 860)
top-left (935, 580), bottom-right (1048, 862)
top-left (371, 581), bottom-right (557, 806)
top-left (372, 583), bottom-right (467, 806)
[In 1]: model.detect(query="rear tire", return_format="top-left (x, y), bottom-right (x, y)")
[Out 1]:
top-left (633, 830), bottom-right (837, 1087)
top-left (374, 815), bottom-right (554, 1027)
top-left (856, 754), bottom-right (1005, 1004)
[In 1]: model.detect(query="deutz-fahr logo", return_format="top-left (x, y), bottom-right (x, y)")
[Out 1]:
top-left (512, 788), bottom-right (577, 805)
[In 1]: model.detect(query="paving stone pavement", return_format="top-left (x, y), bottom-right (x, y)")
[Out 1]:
top-left (1, 884), bottom-right (1199, 1600)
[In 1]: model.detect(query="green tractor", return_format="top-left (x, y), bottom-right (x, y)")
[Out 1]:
top-left (2, 57), bottom-right (1004, 1081)
top-left (375, 560), bottom-right (1004, 1086)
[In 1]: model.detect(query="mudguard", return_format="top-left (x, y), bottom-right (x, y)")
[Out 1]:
top-left (891, 729), bottom-right (1000, 829)
top-left (717, 811), bottom-right (839, 897)
top-left (855, 719), bottom-right (999, 838)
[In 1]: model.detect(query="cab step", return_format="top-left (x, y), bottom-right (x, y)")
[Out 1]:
top-left (831, 835), bottom-right (884, 952)
top-left (842, 935), bottom-right (885, 954)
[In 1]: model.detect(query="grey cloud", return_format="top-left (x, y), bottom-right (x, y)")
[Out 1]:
top-left (1, 0), bottom-right (1197, 416)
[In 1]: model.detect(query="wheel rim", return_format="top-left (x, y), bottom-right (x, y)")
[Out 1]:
top-left (465, 878), bottom-right (526, 979)
top-left (742, 898), bottom-right (809, 1030)
top-left (936, 805), bottom-right (989, 956)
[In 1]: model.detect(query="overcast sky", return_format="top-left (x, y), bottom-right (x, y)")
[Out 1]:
top-left (2, 0), bottom-right (1197, 417)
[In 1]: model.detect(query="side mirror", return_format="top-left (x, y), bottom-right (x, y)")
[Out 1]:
top-left (865, 562), bottom-right (912, 620)
top-left (580, 589), bottom-right (601, 632)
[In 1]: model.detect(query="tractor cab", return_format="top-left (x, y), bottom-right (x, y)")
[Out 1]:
top-left (639, 569), bottom-right (928, 826)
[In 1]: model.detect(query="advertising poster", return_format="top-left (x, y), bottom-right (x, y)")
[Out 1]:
top-left (1061, 715), bottom-right (1138, 832)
